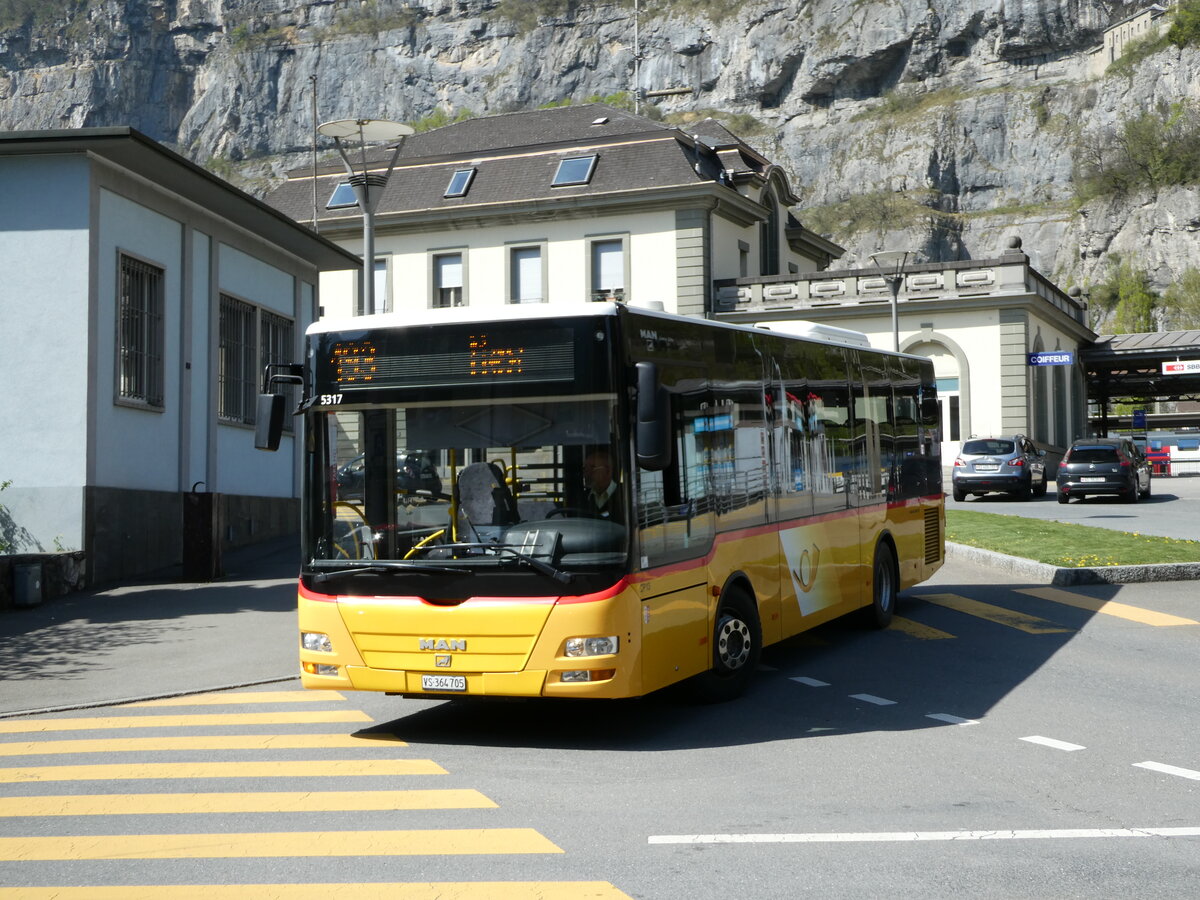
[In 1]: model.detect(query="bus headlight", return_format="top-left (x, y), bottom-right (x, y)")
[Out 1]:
top-left (302, 632), bottom-right (333, 652)
top-left (565, 636), bottom-right (619, 657)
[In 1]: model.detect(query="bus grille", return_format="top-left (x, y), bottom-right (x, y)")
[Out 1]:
top-left (923, 506), bottom-right (941, 564)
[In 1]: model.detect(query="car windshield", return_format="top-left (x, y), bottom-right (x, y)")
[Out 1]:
top-left (1068, 446), bottom-right (1120, 464)
top-left (962, 439), bottom-right (1014, 456)
top-left (306, 400), bottom-right (629, 576)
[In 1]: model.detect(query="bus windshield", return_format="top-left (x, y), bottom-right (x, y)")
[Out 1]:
top-left (306, 398), bottom-right (629, 585)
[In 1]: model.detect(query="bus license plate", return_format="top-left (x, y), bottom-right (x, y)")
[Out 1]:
top-left (421, 674), bottom-right (466, 692)
top-left (1081, 476), bottom-right (1106, 483)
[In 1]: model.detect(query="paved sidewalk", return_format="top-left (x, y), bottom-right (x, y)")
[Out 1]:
top-left (0, 536), bottom-right (302, 718)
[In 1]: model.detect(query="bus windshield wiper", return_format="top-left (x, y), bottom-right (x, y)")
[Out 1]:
top-left (309, 561), bottom-right (470, 582)
top-left (409, 542), bottom-right (573, 584)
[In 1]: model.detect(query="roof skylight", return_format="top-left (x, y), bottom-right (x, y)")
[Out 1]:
top-left (444, 168), bottom-right (476, 198)
top-left (552, 155), bottom-right (598, 187)
top-left (325, 181), bottom-right (358, 209)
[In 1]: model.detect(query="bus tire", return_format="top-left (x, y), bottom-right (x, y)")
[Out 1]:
top-left (691, 589), bottom-right (761, 703)
top-left (862, 541), bottom-right (897, 629)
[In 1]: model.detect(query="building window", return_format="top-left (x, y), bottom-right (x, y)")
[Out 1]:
top-left (759, 190), bottom-right (780, 276)
top-left (261, 310), bottom-right (296, 432)
top-left (218, 296), bottom-right (295, 428)
top-left (433, 252), bottom-right (464, 308)
top-left (326, 181), bottom-right (357, 209)
top-left (553, 155), bottom-right (598, 187)
top-left (444, 168), bottom-right (476, 198)
top-left (117, 254), bottom-right (165, 409)
top-left (373, 257), bottom-right (389, 314)
top-left (509, 246), bottom-right (543, 304)
top-left (590, 238), bottom-right (625, 302)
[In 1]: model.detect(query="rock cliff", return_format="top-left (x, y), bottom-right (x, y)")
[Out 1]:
top-left (3, 0), bottom-right (1198, 310)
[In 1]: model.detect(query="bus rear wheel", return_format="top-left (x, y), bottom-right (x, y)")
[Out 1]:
top-left (691, 589), bottom-right (761, 703)
top-left (862, 541), bottom-right (897, 629)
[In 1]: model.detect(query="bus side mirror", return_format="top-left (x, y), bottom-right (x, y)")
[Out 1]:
top-left (254, 393), bottom-right (286, 451)
top-left (635, 361), bottom-right (672, 471)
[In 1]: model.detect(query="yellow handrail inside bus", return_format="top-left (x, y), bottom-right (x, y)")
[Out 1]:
top-left (403, 529), bottom-right (446, 560)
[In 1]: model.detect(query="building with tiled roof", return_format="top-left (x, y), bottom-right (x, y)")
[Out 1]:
top-left (263, 104), bottom-right (843, 319)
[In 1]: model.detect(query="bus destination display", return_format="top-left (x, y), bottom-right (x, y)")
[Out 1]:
top-left (322, 328), bottom-right (576, 391)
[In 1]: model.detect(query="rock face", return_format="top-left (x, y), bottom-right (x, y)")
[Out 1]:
top-left (2, 0), bottom-right (1197, 300)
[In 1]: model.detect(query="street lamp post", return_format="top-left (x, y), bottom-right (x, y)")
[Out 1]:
top-left (870, 250), bottom-right (910, 353)
top-left (317, 118), bottom-right (414, 316)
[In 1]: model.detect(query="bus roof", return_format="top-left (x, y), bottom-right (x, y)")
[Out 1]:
top-left (307, 302), bottom-right (911, 355)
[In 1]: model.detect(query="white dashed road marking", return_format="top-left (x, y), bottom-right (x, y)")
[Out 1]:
top-left (1020, 736), bottom-right (1086, 752)
top-left (849, 693), bottom-right (896, 706)
top-left (926, 713), bottom-right (980, 726)
top-left (790, 677), bottom-right (829, 687)
top-left (1134, 761), bottom-right (1200, 781)
top-left (648, 827), bottom-right (1200, 845)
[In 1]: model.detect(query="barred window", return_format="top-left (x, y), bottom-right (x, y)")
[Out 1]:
top-left (261, 310), bottom-right (296, 432)
top-left (219, 295), bottom-right (296, 429)
top-left (117, 254), bottom-right (165, 408)
top-left (218, 295), bottom-right (258, 425)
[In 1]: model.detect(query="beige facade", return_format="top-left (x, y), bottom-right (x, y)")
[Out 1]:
top-left (713, 241), bottom-right (1097, 465)
top-left (1087, 4), bottom-right (1168, 76)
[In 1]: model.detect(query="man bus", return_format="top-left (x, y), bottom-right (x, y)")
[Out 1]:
top-left (257, 302), bottom-right (943, 701)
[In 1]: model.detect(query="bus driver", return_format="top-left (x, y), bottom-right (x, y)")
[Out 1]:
top-left (582, 448), bottom-right (623, 523)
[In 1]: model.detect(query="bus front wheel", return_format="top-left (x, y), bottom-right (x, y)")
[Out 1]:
top-left (691, 589), bottom-right (761, 703)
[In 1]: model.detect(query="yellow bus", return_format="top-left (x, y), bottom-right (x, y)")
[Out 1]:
top-left (257, 303), bottom-right (944, 701)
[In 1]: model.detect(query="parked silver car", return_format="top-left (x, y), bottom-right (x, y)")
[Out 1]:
top-left (952, 435), bottom-right (1048, 501)
top-left (1056, 437), bottom-right (1151, 504)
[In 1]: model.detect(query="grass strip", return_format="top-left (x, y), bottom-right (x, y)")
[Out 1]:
top-left (945, 510), bottom-right (1200, 568)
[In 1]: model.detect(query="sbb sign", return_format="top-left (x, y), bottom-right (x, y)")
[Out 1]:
top-left (1162, 359), bottom-right (1200, 375)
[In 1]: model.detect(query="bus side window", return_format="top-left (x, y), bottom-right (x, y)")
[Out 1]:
top-left (635, 378), bottom-right (714, 568)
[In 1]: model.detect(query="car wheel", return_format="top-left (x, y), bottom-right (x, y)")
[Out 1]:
top-left (952, 486), bottom-right (966, 502)
top-left (1015, 484), bottom-right (1032, 501)
top-left (1034, 474), bottom-right (1048, 497)
top-left (1124, 485), bottom-right (1139, 504)
top-left (1057, 491), bottom-right (1069, 504)
top-left (1140, 477), bottom-right (1152, 500)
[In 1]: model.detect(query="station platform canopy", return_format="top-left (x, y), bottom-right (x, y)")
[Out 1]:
top-left (1082, 330), bottom-right (1200, 431)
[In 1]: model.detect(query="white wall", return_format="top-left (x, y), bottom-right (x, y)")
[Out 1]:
top-left (0, 156), bottom-right (92, 550)
top-left (93, 188), bottom-right (185, 492)
top-left (214, 243), bottom-right (300, 499)
top-left (321, 209), bottom-right (680, 316)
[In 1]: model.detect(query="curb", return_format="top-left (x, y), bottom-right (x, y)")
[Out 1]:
top-left (0, 675), bottom-right (299, 721)
top-left (946, 542), bottom-right (1200, 585)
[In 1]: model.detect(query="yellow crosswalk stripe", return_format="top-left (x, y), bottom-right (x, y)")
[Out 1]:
top-left (917, 593), bottom-right (1072, 634)
top-left (0, 710), bottom-right (372, 734)
top-left (0, 759), bottom-right (445, 783)
top-left (0, 789), bottom-right (495, 816)
top-left (128, 691), bottom-right (345, 706)
top-left (0, 828), bottom-right (563, 859)
top-left (0, 883), bottom-right (632, 899)
top-left (890, 616), bottom-right (955, 640)
top-left (1018, 587), bottom-right (1200, 627)
top-left (0, 732), bottom-right (403, 756)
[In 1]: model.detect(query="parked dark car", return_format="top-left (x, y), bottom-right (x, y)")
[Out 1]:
top-left (1056, 437), bottom-right (1151, 504)
top-left (336, 451), bottom-right (443, 499)
top-left (951, 435), bottom-right (1048, 501)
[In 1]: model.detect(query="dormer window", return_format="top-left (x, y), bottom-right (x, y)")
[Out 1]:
top-left (552, 155), bottom-right (597, 187)
top-left (326, 181), bottom-right (357, 210)
top-left (444, 168), bottom-right (476, 198)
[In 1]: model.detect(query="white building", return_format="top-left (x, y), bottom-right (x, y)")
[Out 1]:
top-left (0, 127), bottom-right (357, 590)
top-left (265, 104), bottom-right (844, 320)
